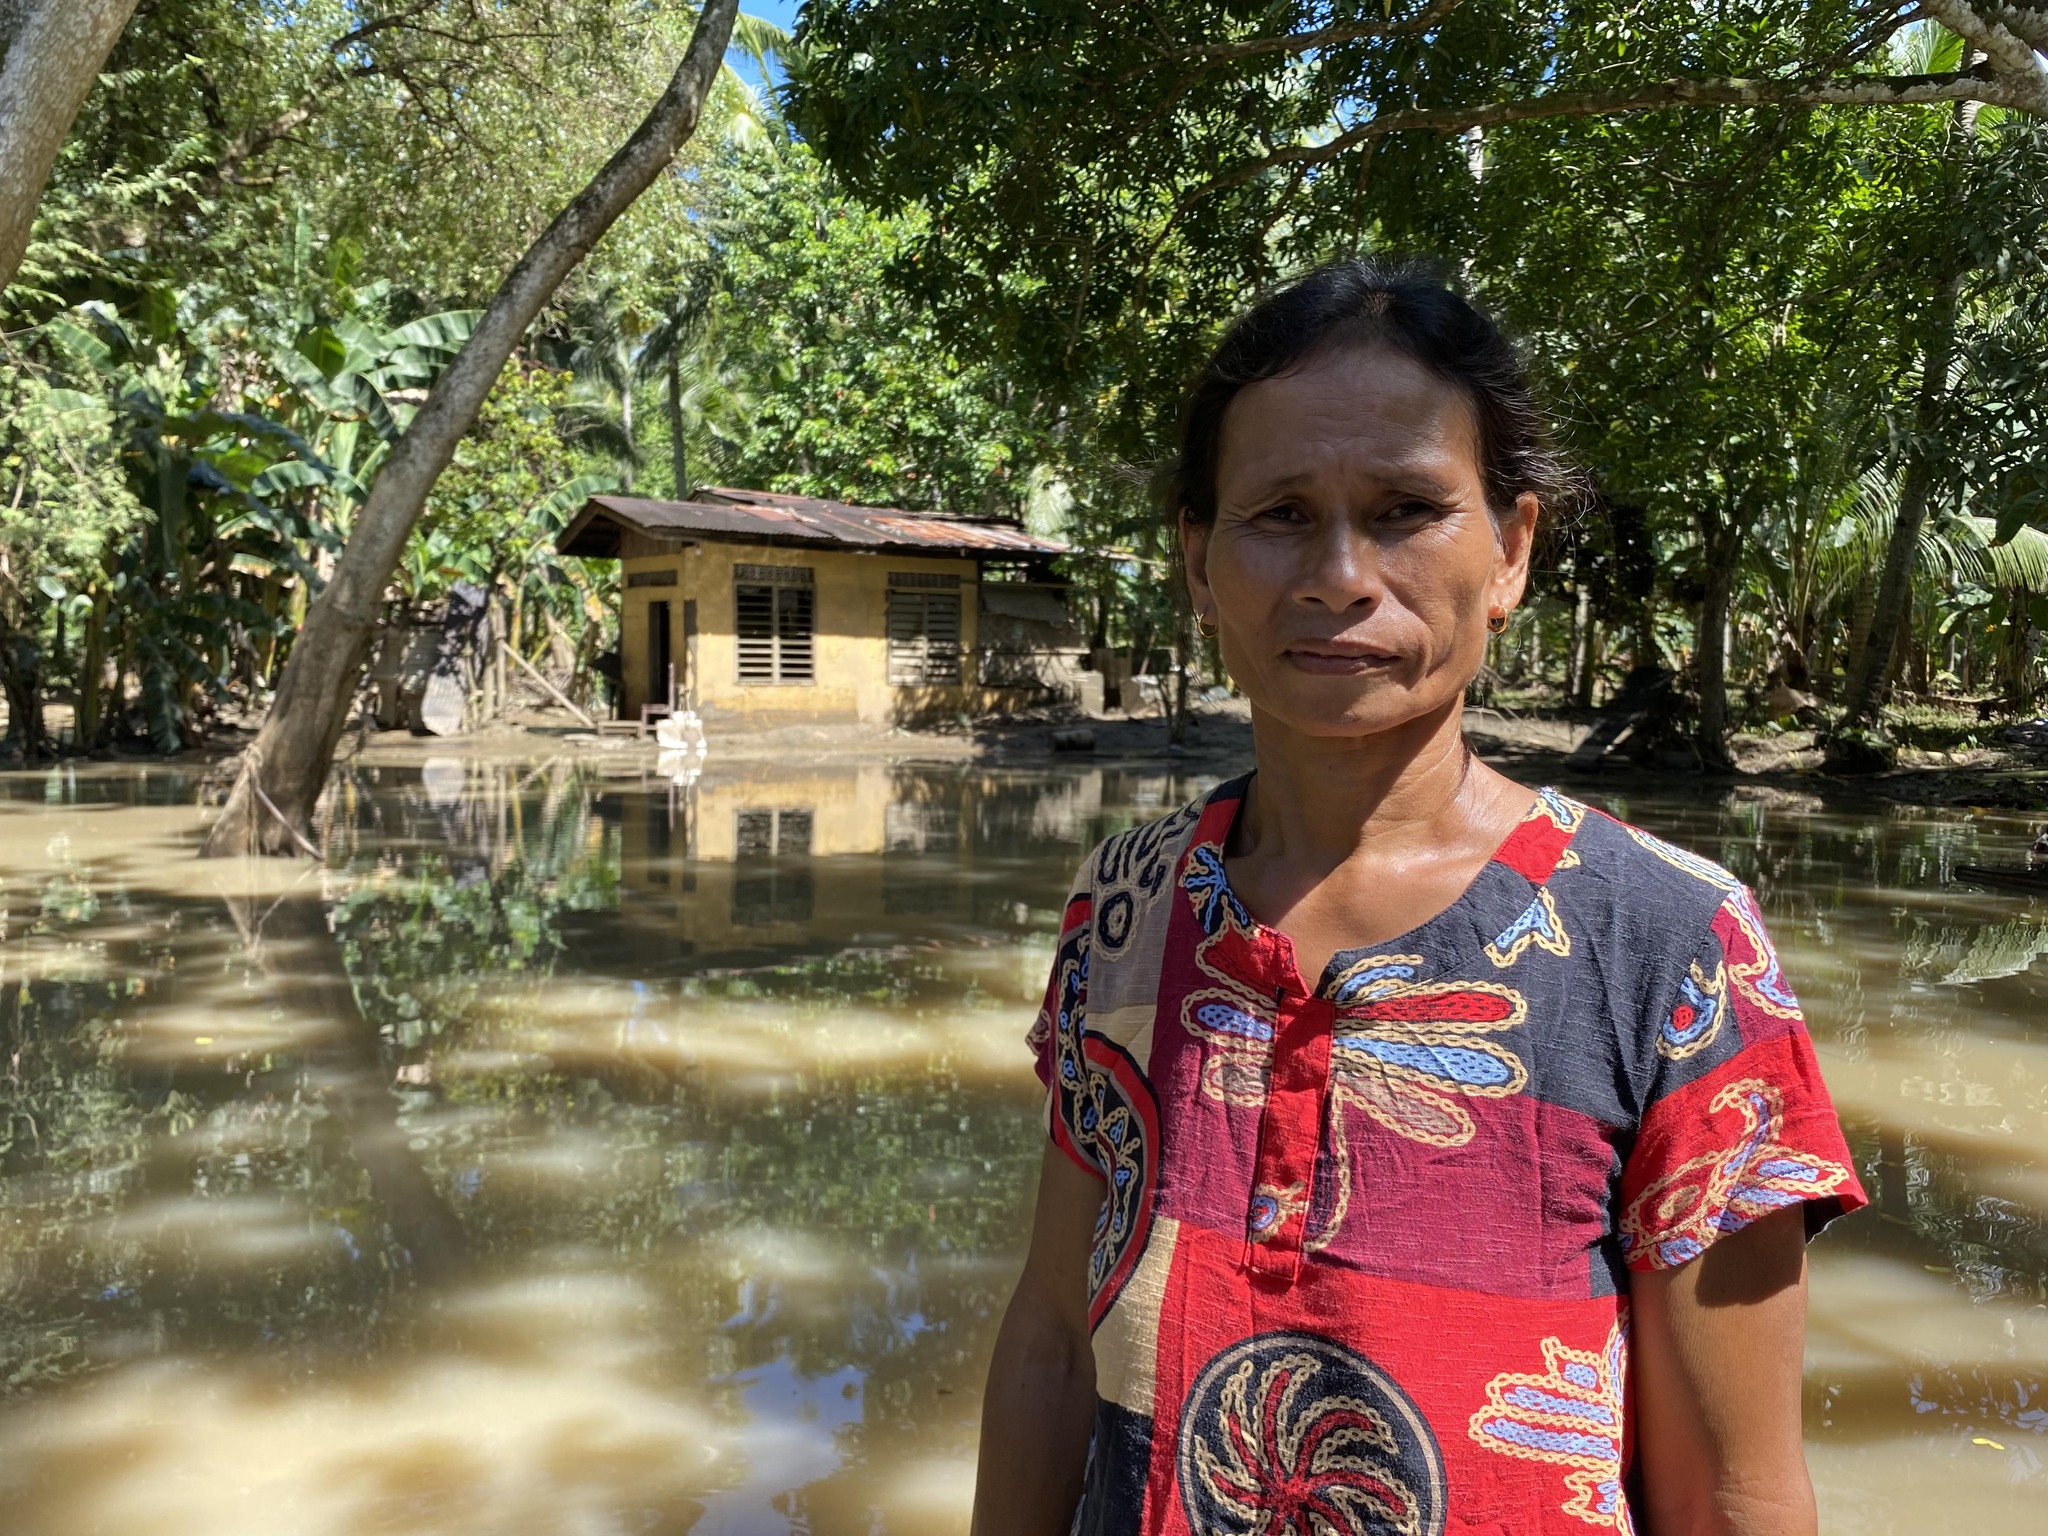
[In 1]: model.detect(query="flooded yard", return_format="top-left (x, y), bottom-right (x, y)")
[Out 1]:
top-left (0, 754), bottom-right (2041, 1534)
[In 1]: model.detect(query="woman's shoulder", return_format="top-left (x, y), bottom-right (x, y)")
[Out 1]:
top-left (1078, 784), bottom-right (1218, 899)
top-left (1057, 783), bottom-right (1220, 971)
top-left (1546, 794), bottom-right (1750, 949)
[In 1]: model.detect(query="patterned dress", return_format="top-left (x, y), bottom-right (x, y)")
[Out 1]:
top-left (1027, 777), bottom-right (1866, 1536)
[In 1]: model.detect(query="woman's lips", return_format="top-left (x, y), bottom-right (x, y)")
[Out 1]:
top-left (1281, 646), bottom-right (1400, 675)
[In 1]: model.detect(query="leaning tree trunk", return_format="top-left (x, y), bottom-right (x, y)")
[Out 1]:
top-left (203, 0), bottom-right (738, 857)
top-left (0, 0), bottom-right (142, 294)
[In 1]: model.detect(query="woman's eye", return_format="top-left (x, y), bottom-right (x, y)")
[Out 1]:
top-left (1386, 500), bottom-right (1438, 522)
top-left (1255, 503), bottom-right (1306, 523)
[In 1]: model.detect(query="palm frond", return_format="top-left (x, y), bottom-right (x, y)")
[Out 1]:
top-left (1965, 516), bottom-right (2048, 593)
top-left (729, 11), bottom-right (792, 73)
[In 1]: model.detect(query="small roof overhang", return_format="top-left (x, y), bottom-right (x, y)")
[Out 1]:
top-left (555, 491), bottom-right (1068, 563)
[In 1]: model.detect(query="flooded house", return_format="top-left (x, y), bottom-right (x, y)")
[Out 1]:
top-left (555, 487), bottom-right (1091, 728)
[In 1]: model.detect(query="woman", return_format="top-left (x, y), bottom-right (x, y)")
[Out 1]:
top-left (973, 261), bottom-right (1864, 1536)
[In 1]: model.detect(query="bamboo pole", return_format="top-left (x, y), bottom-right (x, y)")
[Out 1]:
top-left (501, 639), bottom-right (596, 728)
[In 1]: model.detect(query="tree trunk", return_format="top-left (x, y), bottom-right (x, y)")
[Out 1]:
top-left (619, 384), bottom-right (635, 494)
top-left (1569, 585), bottom-right (1596, 708)
top-left (666, 345), bottom-right (687, 495)
top-left (203, 0), bottom-right (738, 856)
top-left (1167, 610), bottom-right (1192, 746)
top-left (1563, 585), bottom-right (1585, 700)
top-left (1693, 522), bottom-right (1743, 770)
top-left (1841, 102), bottom-right (1976, 733)
top-left (79, 586), bottom-right (106, 747)
top-left (0, 0), bottom-right (141, 293)
top-left (0, 628), bottom-right (42, 758)
top-left (1840, 283), bottom-right (1958, 732)
top-left (2002, 588), bottom-right (2029, 712)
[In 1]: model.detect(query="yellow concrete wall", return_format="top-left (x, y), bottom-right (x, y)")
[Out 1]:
top-left (616, 767), bottom-right (901, 952)
top-left (690, 765), bottom-right (898, 859)
top-left (618, 540), bottom-right (984, 724)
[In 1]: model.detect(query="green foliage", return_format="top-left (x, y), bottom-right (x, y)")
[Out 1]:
top-left (418, 362), bottom-right (621, 642)
top-left (704, 137), bottom-right (1048, 515)
top-left (783, 4), bottom-right (2048, 729)
top-left (0, 358), bottom-right (147, 573)
top-left (5, 0), bottom-right (2048, 756)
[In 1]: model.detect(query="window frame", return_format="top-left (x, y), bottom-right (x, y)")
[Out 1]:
top-left (886, 573), bottom-right (964, 687)
top-left (734, 564), bottom-right (816, 686)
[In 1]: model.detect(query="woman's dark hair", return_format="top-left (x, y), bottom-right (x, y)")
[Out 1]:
top-left (1169, 257), bottom-right (1580, 526)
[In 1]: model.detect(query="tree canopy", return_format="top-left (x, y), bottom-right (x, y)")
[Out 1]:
top-left (0, 1), bottom-right (2045, 776)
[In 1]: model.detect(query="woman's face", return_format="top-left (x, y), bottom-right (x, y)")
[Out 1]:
top-left (1182, 344), bottom-right (1537, 741)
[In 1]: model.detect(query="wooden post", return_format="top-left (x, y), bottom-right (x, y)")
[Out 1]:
top-left (502, 639), bottom-right (597, 728)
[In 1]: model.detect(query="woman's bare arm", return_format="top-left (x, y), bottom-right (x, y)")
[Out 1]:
top-left (970, 1144), bottom-right (1104, 1536)
top-left (1631, 1206), bottom-right (1817, 1536)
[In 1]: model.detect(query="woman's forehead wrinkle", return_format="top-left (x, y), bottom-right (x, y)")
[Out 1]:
top-left (1219, 413), bottom-right (1477, 507)
top-left (1218, 355), bottom-right (1482, 504)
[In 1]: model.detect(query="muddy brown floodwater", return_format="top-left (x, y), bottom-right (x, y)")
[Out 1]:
top-left (0, 755), bottom-right (2041, 1534)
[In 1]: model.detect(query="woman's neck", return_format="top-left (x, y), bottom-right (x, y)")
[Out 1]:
top-left (1235, 698), bottom-right (1517, 875)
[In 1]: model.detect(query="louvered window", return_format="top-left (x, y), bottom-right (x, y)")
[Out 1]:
top-left (887, 578), bottom-right (962, 686)
top-left (732, 808), bottom-right (814, 925)
top-left (734, 567), bottom-right (815, 684)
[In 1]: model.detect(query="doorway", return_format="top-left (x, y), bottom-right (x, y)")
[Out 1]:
top-left (647, 600), bottom-right (672, 709)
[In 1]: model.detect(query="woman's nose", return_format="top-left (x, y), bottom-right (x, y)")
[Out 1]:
top-left (1294, 520), bottom-right (1386, 612)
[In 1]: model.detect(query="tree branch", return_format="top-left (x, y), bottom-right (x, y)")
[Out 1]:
top-left (1923, 1), bottom-right (2048, 94)
top-left (1976, 4), bottom-right (2048, 55)
top-left (1192, 68), bottom-right (2022, 203)
top-left (1127, 0), bottom-right (1467, 76)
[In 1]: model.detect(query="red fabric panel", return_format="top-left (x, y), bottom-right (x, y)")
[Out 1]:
top-left (1242, 994), bottom-right (1334, 1279)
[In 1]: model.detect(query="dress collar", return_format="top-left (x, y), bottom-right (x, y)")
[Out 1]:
top-left (1171, 775), bottom-right (1586, 999)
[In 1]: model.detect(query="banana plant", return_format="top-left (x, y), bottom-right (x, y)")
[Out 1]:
top-left (41, 295), bottom-right (316, 748)
top-left (35, 271), bottom-right (481, 749)
top-left (263, 304), bottom-right (483, 547)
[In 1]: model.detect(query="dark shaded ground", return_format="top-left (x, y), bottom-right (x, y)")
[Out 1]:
top-left (971, 700), bottom-right (2048, 815)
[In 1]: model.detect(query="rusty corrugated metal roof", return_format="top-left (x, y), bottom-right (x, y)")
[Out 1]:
top-left (556, 488), bottom-right (1066, 560)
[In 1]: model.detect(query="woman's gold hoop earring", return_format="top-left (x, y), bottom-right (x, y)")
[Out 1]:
top-left (1196, 612), bottom-right (1219, 639)
top-left (1487, 610), bottom-right (1511, 636)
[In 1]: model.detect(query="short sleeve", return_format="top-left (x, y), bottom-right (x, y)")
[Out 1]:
top-left (1026, 872), bottom-right (1107, 1180)
top-left (1618, 884), bottom-right (1867, 1271)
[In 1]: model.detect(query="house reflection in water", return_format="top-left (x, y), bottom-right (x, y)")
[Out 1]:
top-left (607, 766), bottom-right (1172, 965)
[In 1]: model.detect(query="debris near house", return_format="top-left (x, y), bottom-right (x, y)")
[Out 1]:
top-left (1766, 681), bottom-right (1822, 723)
top-left (655, 709), bottom-right (708, 758)
top-left (368, 582), bottom-right (501, 736)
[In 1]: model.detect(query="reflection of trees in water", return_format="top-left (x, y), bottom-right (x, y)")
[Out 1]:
top-left (0, 890), bottom-right (423, 1394)
top-left (1902, 918), bottom-right (2048, 987)
top-left (2, 753), bottom-right (1057, 1506)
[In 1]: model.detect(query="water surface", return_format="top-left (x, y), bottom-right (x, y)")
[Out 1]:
top-left (0, 756), bottom-right (2040, 1533)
